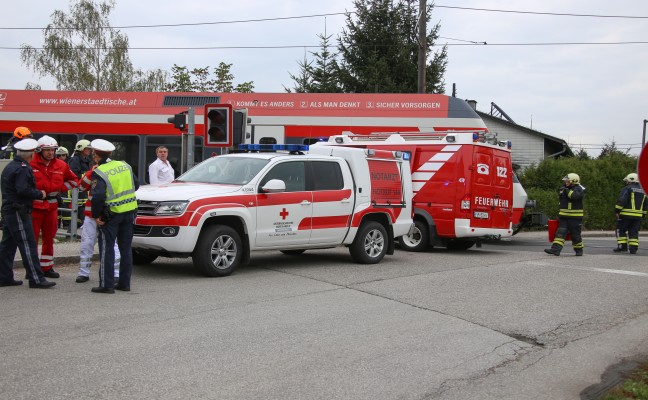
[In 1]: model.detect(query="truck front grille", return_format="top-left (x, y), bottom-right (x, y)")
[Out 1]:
top-left (137, 200), bottom-right (158, 216)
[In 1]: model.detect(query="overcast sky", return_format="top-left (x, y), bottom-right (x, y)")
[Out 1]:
top-left (2, 0), bottom-right (647, 156)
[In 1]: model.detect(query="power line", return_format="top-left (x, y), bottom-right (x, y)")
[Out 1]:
top-left (0, 13), bottom-right (347, 30)
top-left (0, 6), bottom-right (646, 31)
top-left (2, 41), bottom-right (647, 51)
top-left (434, 5), bottom-right (648, 19)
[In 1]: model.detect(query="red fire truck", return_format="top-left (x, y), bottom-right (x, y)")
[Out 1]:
top-left (313, 131), bottom-right (526, 250)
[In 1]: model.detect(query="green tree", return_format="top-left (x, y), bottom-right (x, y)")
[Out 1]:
top-left (519, 153), bottom-right (643, 230)
top-left (286, 54), bottom-right (315, 93)
top-left (165, 62), bottom-right (254, 93)
top-left (20, 0), bottom-right (166, 91)
top-left (335, 0), bottom-right (447, 93)
top-left (287, 33), bottom-right (342, 93)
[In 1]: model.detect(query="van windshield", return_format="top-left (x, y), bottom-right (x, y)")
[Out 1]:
top-left (177, 156), bottom-right (269, 185)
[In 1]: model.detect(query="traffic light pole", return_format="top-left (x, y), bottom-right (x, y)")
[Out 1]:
top-left (187, 107), bottom-right (195, 170)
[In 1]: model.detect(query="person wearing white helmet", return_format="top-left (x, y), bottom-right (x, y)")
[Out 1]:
top-left (613, 172), bottom-right (647, 254)
top-left (69, 139), bottom-right (93, 227)
top-left (75, 150), bottom-right (121, 284)
top-left (30, 135), bottom-right (79, 278)
top-left (545, 173), bottom-right (586, 256)
top-left (89, 139), bottom-right (139, 293)
top-left (0, 138), bottom-right (56, 288)
top-left (55, 146), bottom-right (69, 163)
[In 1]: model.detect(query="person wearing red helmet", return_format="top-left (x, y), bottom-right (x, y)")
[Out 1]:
top-left (30, 135), bottom-right (79, 278)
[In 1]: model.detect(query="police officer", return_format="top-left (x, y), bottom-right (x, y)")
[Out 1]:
top-left (89, 139), bottom-right (138, 293)
top-left (613, 173), bottom-right (647, 254)
top-left (545, 173), bottom-right (585, 256)
top-left (0, 138), bottom-right (56, 288)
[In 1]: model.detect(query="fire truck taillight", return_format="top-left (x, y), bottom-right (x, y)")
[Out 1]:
top-left (461, 195), bottom-right (471, 210)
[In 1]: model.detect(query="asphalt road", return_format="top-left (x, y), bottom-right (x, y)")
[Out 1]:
top-left (1, 232), bottom-right (647, 400)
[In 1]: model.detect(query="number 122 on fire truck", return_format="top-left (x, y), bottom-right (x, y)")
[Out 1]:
top-left (316, 131), bottom-right (528, 251)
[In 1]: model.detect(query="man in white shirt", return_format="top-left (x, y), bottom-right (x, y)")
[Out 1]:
top-left (148, 146), bottom-right (175, 185)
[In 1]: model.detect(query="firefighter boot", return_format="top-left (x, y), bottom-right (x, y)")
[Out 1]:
top-left (544, 246), bottom-right (562, 256)
top-left (629, 246), bottom-right (638, 255)
top-left (575, 249), bottom-right (583, 256)
top-left (613, 244), bottom-right (627, 253)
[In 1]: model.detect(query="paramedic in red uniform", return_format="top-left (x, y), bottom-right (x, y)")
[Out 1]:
top-left (31, 135), bottom-right (79, 278)
top-left (544, 173), bottom-right (585, 256)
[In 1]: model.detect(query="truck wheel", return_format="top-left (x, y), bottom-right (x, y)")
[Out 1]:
top-left (132, 249), bottom-right (158, 265)
top-left (192, 225), bottom-right (242, 277)
top-left (398, 219), bottom-right (429, 252)
top-left (446, 239), bottom-right (476, 250)
top-left (349, 221), bottom-right (388, 264)
top-left (280, 250), bottom-right (306, 255)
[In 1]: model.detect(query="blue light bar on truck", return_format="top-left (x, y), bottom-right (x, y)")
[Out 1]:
top-left (238, 144), bottom-right (309, 152)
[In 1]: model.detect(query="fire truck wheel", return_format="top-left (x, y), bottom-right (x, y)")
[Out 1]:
top-left (349, 221), bottom-right (388, 264)
top-left (280, 250), bottom-right (306, 255)
top-left (398, 220), bottom-right (429, 252)
top-left (192, 225), bottom-right (242, 277)
top-left (132, 249), bottom-right (158, 265)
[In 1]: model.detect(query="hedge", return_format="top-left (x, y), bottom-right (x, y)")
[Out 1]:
top-left (518, 153), bottom-right (646, 230)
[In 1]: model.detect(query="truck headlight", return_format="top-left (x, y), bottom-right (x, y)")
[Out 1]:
top-left (155, 201), bottom-right (189, 216)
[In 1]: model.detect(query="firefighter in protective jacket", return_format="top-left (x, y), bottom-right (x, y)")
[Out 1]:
top-left (613, 173), bottom-right (647, 254)
top-left (545, 173), bottom-right (585, 256)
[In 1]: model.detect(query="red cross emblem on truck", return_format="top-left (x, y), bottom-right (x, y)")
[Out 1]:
top-left (279, 208), bottom-right (289, 220)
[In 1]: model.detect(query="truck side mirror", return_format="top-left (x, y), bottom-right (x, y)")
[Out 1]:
top-left (260, 179), bottom-right (286, 193)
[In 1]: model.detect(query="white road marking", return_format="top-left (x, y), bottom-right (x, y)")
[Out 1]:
top-left (527, 261), bottom-right (648, 277)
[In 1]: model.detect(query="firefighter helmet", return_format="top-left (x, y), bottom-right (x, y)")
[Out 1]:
top-left (37, 135), bottom-right (58, 150)
top-left (75, 139), bottom-right (91, 152)
top-left (562, 173), bottom-right (580, 184)
top-left (55, 146), bottom-right (69, 156)
top-left (623, 173), bottom-right (639, 183)
top-left (13, 126), bottom-right (32, 139)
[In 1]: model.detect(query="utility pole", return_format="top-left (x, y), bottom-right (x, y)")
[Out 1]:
top-left (417, 0), bottom-right (427, 93)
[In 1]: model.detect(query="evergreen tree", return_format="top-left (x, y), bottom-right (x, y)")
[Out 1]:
top-left (20, 0), bottom-right (166, 91)
top-left (287, 33), bottom-right (342, 93)
top-left (285, 53), bottom-right (314, 93)
top-left (336, 0), bottom-right (447, 93)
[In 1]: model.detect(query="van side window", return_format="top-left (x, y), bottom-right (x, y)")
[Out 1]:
top-left (260, 161), bottom-right (306, 192)
top-left (311, 161), bottom-right (343, 190)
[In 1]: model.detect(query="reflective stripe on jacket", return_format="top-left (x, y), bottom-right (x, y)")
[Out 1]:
top-left (615, 183), bottom-right (647, 219)
top-left (94, 160), bottom-right (137, 214)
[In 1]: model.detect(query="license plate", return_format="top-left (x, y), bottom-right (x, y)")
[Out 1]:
top-left (474, 211), bottom-right (489, 219)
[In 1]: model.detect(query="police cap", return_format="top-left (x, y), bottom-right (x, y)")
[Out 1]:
top-left (90, 139), bottom-right (115, 152)
top-left (13, 138), bottom-right (39, 151)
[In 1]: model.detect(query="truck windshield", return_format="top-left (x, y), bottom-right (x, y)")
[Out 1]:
top-left (177, 156), bottom-right (270, 185)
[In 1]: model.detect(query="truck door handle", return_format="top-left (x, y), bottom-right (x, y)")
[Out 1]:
top-left (301, 200), bottom-right (311, 205)
top-left (341, 198), bottom-right (350, 203)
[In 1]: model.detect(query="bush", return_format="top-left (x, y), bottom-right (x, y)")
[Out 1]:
top-left (519, 153), bottom-right (646, 230)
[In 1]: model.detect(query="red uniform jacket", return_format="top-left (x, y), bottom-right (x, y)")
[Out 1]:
top-left (78, 168), bottom-right (94, 217)
top-left (31, 153), bottom-right (79, 211)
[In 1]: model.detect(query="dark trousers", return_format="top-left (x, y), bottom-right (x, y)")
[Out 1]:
top-left (99, 211), bottom-right (137, 288)
top-left (616, 218), bottom-right (641, 250)
top-left (552, 217), bottom-right (583, 250)
top-left (0, 209), bottom-right (46, 284)
top-left (97, 211), bottom-right (135, 289)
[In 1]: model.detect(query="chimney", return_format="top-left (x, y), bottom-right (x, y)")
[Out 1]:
top-left (466, 100), bottom-right (477, 110)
